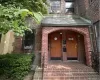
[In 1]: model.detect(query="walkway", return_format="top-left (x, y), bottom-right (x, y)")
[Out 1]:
top-left (43, 61), bottom-right (99, 80)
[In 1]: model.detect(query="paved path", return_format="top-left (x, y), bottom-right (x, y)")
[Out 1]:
top-left (33, 67), bottom-right (43, 80)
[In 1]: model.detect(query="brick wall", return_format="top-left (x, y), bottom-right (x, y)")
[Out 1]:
top-left (77, 0), bottom-right (99, 23)
top-left (13, 27), bottom-right (42, 53)
top-left (35, 27), bottom-right (42, 52)
top-left (13, 36), bottom-right (23, 53)
top-left (76, 0), bottom-right (89, 18)
top-left (61, 0), bottom-right (65, 14)
top-left (88, 0), bottom-right (100, 23)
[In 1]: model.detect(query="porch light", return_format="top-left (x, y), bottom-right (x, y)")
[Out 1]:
top-left (60, 32), bottom-right (62, 34)
top-left (54, 37), bottom-right (57, 40)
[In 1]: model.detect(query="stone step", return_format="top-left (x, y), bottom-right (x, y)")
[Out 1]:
top-left (43, 69), bottom-right (98, 72)
top-left (43, 77), bottom-right (99, 80)
top-left (43, 62), bottom-right (99, 80)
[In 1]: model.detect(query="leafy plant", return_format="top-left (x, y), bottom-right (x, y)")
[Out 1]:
top-left (0, 0), bottom-right (48, 14)
top-left (0, 53), bottom-right (34, 80)
top-left (0, 4), bottom-right (44, 36)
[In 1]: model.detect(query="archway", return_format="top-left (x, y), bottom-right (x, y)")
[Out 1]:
top-left (42, 27), bottom-right (91, 67)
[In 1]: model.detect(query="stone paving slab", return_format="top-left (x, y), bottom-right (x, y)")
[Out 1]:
top-left (33, 67), bottom-right (43, 80)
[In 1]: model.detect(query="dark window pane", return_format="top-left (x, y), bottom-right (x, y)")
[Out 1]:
top-left (23, 30), bottom-right (35, 50)
top-left (66, 8), bottom-right (74, 13)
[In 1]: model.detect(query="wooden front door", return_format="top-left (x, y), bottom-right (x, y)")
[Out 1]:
top-left (66, 33), bottom-right (78, 60)
top-left (49, 32), bottom-right (62, 60)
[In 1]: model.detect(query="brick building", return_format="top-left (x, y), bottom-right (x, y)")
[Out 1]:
top-left (77, 0), bottom-right (100, 72)
top-left (41, 0), bottom-right (99, 73)
top-left (41, 0), bottom-right (92, 68)
top-left (0, 0), bottom-right (99, 76)
top-left (12, 0), bottom-right (99, 69)
top-left (41, 0), bottom-right (100, 79)
top-left (0, 0), bottom-right (99, 79)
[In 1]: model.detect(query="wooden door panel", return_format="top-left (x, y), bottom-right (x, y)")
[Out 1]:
top-left (66, 34), bottom-right (78, 58)
top-left (50, 32), bottom-right (62, 59)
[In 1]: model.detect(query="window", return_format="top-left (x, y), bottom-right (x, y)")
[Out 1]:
top-left (65, 0), bottom-right (74, 14)
top-left (49, 0), bottom-right (61, 13)
top-left (22, 30), bottom-right (35, 50)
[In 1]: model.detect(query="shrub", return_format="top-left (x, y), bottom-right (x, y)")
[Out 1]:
top-left (91, 53), bottom-right (99, 73)
top-left (0, 53), bottom-right (34, 80)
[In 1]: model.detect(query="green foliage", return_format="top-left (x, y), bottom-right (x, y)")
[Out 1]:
top-left (0, 53), bottom-right (34, 80)
top-left (0, 0), bottom-right (48, 36)
top-left (0, 0), bottom-right (48, 14)
top-left (0, 5), bottom-right (32, 36)
top-left (33, 12), bottom-right (43, 23)
top-left (0, 4), bottom-right (44, 36)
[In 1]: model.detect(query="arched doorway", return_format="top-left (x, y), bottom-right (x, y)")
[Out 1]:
top-left (48, 30), bottom-right (86, 63)
top-left (42, 27), bottom-right (91, 66)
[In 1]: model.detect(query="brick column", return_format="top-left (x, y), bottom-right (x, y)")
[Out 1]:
top-left (35, 28), bottom-right (42, 52)
top-left (61, 0), bottom-right (65, 14)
